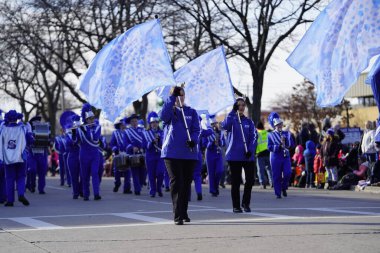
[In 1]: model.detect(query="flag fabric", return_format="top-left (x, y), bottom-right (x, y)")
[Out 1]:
top-left (366, 57), bottom-right (380, 119)
top-left (157, 46), bottom-right (235, 114)
top-left (287, 0), bottom-right (380, 107)
top-left (77, 19), bottom-right (175, 121)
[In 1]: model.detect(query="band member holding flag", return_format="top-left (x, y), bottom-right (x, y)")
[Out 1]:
top-left (221, 97), bottom-right (257, 213)
top-left (267, 112), bottom-right (294, 199)
top-left (160, 86), bottom-right (200, 225)
top-left (143, 112), bottom-right (165, 198)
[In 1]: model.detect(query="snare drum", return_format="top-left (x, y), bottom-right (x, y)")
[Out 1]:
top-left (129, 154), bottom-right (145, 168)
top-left (32, 122), bottom-right (51, 147)
top-left (113, 153), bottom-right (130, 172)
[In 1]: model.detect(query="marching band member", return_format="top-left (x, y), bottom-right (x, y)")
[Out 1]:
top-left (0, 110), bottom-right (32, 206)
top-left (0, 110), bottom-right (6, 203)
top-left (110, 118), bottom-right (132, 194)
top-left (267, 112), bottom-right (294, 199)
top-left (204, 117), bottom-right (225, 197)
top-left (192, 117), bottom-right (204, 201)
top-left (143, 112), bottom-right (165, 197)
top-left (73, 103), bottom-right (102, 201)
top-left (98, 134), bottom-right (107, 183)
top-left (54, 129), bottom-right (70, 187)
top-left (221, 98), bottom-right (257, 213)
top-left (26, 116), bottom-right (49, 194)
top-left (125, 114), bottom-right (146, 195)
top-left (160, 86), bottom-right (200, 225)
top-left (65, 114), bottom-right (82, 199)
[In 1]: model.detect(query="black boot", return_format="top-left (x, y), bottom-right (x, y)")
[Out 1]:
top-left (18, 196), bottom-right (30, 206)
top-left (113, 184), bottom-right (120, 193)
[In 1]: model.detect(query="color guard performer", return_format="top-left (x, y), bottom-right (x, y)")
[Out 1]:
top-left (143, 112), bottom-right (165, 197)
top-left (72, 103), bottom-right (102, 201)
top-left (221, 98), bottom-right (257, 213)
top-left (267, 112), bottom-right (294, 199)
top-left (0, 110), bottom-right (32, 206)
top-left (160, 86), bottom-right (200, 225)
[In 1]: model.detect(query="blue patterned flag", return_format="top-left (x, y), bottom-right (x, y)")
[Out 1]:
top-left (366, 57), bottom-right (380, 120)
top-left (173, 46), bottom-right (234, 114)
top-left (77, 19), bottom-right (175, 121)
top-left (287, 0), bottom-right (380, 107)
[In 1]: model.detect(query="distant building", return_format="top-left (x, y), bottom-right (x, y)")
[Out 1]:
top-left (345, 73), bottom-right (378, 128)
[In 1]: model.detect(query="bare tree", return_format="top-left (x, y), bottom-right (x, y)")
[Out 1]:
top-left (171, 0), bottom-right (323, 124)
top-left (271, 80), bottom-right (349, 132)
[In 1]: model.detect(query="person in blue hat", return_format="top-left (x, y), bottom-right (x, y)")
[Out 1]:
top-left (72, 103), bottom-right (102, 201)
top-left (267, 112), bottom-right (294, 199)
top-left (110, 118), bottom-right (132, 194)
top-left (0, 109), bottom-right (6, 203)
top-left (65, 114), bottom-right (82, 199)
top-left (0, 110), bottom-right (33, 206)
top-left (26, 115), bottom-right (49, 194)
top-left (142, 112), bottom-right (165, 197)
top-left (221, 97), bottom-right (257, 213)
top-left (160, 86), bottom-right (200, 225)
top-left (125, 114), bottom-right (146, 195)
top-left (204, 115), bottom-right (225, 197)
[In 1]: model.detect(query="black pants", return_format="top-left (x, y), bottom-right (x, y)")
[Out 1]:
top-left (228, 161), bottom-right (255, 209)
top-left (164, 159), bottom-right (196, 221)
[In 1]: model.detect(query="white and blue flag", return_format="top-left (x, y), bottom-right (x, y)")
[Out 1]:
top-left (287, 0), bottom-right (380, 107)
top-left (77, 19), bottom-right (175, 121)
top-left (157, 46), bottom-right (235, 114)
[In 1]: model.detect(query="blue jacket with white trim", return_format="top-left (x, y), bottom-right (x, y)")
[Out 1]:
top-left (160, 95), bottom-right (200, 160)
top-left (221, 110), bottom-right (257, 162)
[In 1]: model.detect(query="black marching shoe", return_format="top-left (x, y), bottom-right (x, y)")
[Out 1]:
top-left (174, 220), bottom-right (184, 225)
top-left (242, 204), bottom-right (251, 213)
top-left (4, 202), bottom-right (14, 207)
top-left (83, 197), bottom-right (89, 201)
top-left (123, 189), bottom-right (132, 194)
top-left (165, 187), bottom-right (170, 192)
top-left (276, 195), bottom-right (282, 199)
top-left (113, 185), bottom-right (120, 193)
top-left (150, 194), bottom-right (155, 198)
top-left (282, 190), bottom-right (287, 197)
top-left (73, 195), bottom-right (79, 200)
top-left (197, 193), bottom-right (202, 201)
top-left (39, 191), bottom-right (46, 195)
top-left (134, 191), bottom-right (141, 196)
top-left (184, 217), bottom-right (191, 223)
top-left (233, 207), bottom-right (243, 213)
top-left (18, 196), bottom-right (30, 206)
top-left (158, 192), bottom-right (163, 197)
top-left (94, 195), bottom-right (102, 200)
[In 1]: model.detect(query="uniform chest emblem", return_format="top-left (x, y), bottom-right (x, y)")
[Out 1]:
top-left (7, 140), bottom-right (16, 149)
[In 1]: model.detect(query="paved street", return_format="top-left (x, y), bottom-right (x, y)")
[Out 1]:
top-left (1, 177), bottom-right (379, 253)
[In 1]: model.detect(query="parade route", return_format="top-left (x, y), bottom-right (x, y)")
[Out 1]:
top-left (1, 177), bottom-right (379, 252)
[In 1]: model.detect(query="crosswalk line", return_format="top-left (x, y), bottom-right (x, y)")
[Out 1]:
top-left (10, 217), bottom-right (63, 230)
top-left (112, 213), bottom-right (171, 223)
top-left (307, 208), bottom-right (380, 215)
top-left (215, 209), bottom-right (298, 219)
